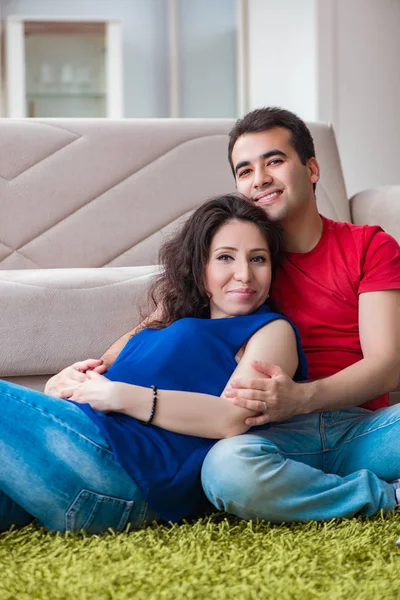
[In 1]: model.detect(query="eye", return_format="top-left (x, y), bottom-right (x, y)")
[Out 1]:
top-left (250, 255), bottom-right (267, 263)
top-left (216, 254), bottom-right (233, 261)
top-left (237, 168), bottom-right (252, 178)
top-left (268, 158), bottom-right (283, 166)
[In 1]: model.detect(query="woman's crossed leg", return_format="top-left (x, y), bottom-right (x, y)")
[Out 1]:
top-left (0, 380), bottom-right (156, 533)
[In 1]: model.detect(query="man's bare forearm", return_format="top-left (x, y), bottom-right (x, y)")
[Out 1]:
top-left (101, 308), bottom-right (161, 368)
top-left (100, 330), bottom-right (136, 368)
top-left (300, 356), bottom-right (399, 414)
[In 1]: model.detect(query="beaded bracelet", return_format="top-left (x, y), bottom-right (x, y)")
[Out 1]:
top-left (143, 384), bottom-right (158, 426)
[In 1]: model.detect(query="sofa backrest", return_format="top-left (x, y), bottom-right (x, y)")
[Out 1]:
top-left (0, 118), bottom-right (349, 270)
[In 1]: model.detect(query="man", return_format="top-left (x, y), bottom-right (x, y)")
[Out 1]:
top-left (46, 107), bottom-right (400, 523)
top-left (200, 107), bottom-right (400, 522)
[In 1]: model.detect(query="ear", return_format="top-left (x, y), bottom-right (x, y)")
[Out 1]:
top-left (308, 157), bottom-right (320, 184)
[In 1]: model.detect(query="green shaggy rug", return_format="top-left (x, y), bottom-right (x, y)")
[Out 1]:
top-left (1, 513), bottom-right (399, 600)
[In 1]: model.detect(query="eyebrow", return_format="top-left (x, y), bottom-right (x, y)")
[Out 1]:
top-left (234, 149), bottom-right (287, 175)
top-left (213, 247), bottom-right (269, 253)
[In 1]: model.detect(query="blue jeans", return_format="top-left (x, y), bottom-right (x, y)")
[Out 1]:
top-left (0, 380), bottom-right (157, 533)
top-left (201, 407), bottom-right (400, 522)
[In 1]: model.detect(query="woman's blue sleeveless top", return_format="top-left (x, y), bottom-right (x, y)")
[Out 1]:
top-left (75, 306), bottom-right (307, 521)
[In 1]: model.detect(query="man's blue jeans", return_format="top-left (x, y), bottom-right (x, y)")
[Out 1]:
top-left (0, 380), bottom-right (156, 533)
top-left (201, 407), bottom-right (400, 522)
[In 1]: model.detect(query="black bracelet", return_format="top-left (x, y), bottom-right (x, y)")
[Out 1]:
top-left (143, 385), bottom-right (158, 426)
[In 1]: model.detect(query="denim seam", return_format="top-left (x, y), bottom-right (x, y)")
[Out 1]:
top-left (3, 389), bottom-right (115, 458)
top-left (113, 497), bottom-right (135, 532)
top-left (283, 450), bottom-right (329, 457)
top-left (66, 490), bottom-right (97, 531)
top-left (137, 501), bottom-right (153, 527)
top-left (280, 417), bottom-right (400, 456)
top-left (65, 489), bottom-right (136, 532)
top-left (319, 413), bottom-right (328, 452)
top-left (327, 415), bottom-right (400, 452)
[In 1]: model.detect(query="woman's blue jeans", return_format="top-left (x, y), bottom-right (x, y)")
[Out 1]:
top-left (0, 380), bottom-right (157, 533)
top-left (201, 406), bottom-right (400, 523)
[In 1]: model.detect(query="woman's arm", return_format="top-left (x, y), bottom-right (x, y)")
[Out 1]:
top-left (72, 319), bottom-right (299, 439)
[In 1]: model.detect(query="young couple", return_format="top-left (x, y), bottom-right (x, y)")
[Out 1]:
top-left (1, 107), bottom-right (400, 533)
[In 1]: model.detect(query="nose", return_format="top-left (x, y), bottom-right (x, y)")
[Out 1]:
top-left (234, 260), bottom-right (252, 283)
top-left (253, 164), bottom-right (272, 189)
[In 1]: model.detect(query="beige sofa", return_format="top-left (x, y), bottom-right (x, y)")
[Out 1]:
top-left (0, 118), bottom-right (399, 401)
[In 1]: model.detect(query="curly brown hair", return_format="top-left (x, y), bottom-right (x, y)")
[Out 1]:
top-left (145, 194), bottom-right (284, 329)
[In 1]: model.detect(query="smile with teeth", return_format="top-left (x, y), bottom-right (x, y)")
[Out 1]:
top-left (256, 190), bottom-right (282, 204)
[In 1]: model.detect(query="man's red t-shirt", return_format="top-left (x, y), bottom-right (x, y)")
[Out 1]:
top-left (271, 216), bottom-right (400, 410)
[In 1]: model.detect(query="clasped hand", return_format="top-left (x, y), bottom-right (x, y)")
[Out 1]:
top-left (223, 361), bottom-right (304, 425)
top-left (70, 371), bottom-right (120, 413)
top-left (44, 358), bottom-right (123, 413)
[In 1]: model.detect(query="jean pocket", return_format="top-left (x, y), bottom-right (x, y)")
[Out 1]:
top-left (66, 489), bottom-right (136, 534)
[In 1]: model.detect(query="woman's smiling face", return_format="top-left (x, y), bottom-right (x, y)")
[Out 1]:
top-left (204, 219), bottom-right (272, 319)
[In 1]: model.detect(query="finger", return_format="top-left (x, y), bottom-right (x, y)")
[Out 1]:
top-left (59, 387), bottom-right (75, 399)
top-left (86, 370), bottom-right (104, 380)
top-left (227, 388), bottom-right (269, 402)
top-left (229, 378), bottom-right (269, 391)
top-left (230, 395), bottom-right (271, 413)
top-left (251, 361), bottom-right (281, 377)
top-left (74, 359), bottom-right (103, 372)
top-left (93, 365), bottom-right (107, 374)
top-left (245, 414), bottom-right (271, 426)
top-left (66, 370), bottom-right (87, 384)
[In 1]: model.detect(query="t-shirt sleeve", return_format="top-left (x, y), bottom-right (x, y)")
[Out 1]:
top-left (359, 227), bottom-right (400, 293)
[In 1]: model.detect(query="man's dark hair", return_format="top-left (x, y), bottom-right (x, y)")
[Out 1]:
top-left (228, 106), bottom-right (317, 190)
top-left (145, 193), bottom-right (284, 328)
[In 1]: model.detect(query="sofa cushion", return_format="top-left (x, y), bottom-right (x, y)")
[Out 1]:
top-left (0, 266), bottom-right (158, 377)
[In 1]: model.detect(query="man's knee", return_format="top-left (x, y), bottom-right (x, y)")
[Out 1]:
top-left (201, 434), bottom-right (279, 511)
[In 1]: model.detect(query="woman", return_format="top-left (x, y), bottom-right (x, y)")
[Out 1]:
top-left (0, 194), bottom-right (306, 533)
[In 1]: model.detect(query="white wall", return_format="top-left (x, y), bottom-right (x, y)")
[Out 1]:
top-left (334, 0), bottom-right (400, 196)
top-left (1, 0), bottom-right (170, 117)
top-left (178, 0), bottom-right (237, 117)
top-left (246, 0), bottom-right (400, 197)
top-left (247, 0), bottom-right (318, 122)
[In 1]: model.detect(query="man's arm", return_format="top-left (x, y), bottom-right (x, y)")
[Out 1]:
top-left (101, 307), bottom-right (162, 368)
top-left (304, 289), bottom-right (400, 410)
top-left (45, 328), bottom-right (137, 398)
top-left (46, 309), bottom-right (161, 398)
top-left (226, 290), bottom-right (400, 425)
top-left (100, 329), bottom-right (136, 368)
top-left (45, 330), bottom-right (135, 398)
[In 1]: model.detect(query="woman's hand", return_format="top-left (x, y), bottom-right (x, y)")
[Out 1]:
top-left (70, 371), bottom-right (121, 413)
top-left (44, 359), bottom-right (107, 399)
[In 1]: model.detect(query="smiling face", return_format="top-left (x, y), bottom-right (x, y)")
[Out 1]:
top-left (232, 127), bottom-right (320, 224)
top-left (204, 219), bottom-right (272, 319)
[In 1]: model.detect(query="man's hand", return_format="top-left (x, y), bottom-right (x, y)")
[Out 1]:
top-left (223, 361), bottom-right (306, 425)
top-left (44, 359), bottom-right (107, 399)
top-left (70, 371), bottom-right (120, 413)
